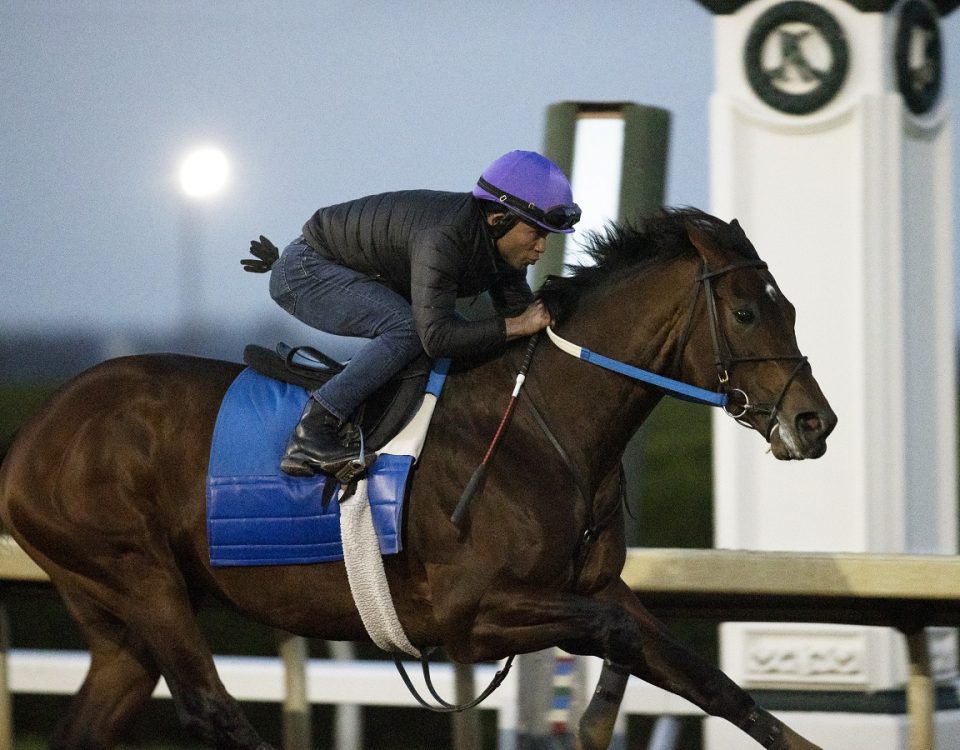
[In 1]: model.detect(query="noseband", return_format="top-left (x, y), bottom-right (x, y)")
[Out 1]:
top-left (679, 259), bottom-right (809, 438)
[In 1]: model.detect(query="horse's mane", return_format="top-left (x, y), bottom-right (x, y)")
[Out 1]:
top-left (536, 206), bottom-right (757, 321)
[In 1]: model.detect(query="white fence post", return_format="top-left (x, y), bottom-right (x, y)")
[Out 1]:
top-left (453, 662), bottom-right (481, 750)
top-left (277, 632), bottom-right (311, 750)
top-left (0, 605), bottom-right (11, 750)
top-left (329, 641), bottom-right (363, 750)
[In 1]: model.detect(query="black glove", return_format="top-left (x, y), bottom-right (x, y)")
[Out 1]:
top-left (241, 235), bottom-right (279, 273)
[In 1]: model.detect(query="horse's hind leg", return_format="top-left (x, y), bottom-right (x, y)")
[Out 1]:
top-left (99, 569), bottom-right (275, 750)
top-left (49, 588), bottom-right (161, 750)
top-left (35, 551), bottom-right (273, 750)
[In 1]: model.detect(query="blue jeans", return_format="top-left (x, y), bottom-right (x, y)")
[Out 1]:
top-left (269, 239), bottom-right (423, 422)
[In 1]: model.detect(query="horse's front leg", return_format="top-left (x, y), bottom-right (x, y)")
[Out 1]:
top-left (586, 579), bottom-right (822, 750)
top-left (452, 582), bottom-right (821, 750)
top-left (575, 660), bottom-right (630, 750)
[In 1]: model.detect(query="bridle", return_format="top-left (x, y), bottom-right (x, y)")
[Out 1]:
top-left (683, 259), bottom-right (809, 439)
top-left (548, 257), bottom-right (810, 442)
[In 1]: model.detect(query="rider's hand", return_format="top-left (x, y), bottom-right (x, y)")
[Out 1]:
top-left (505, 300), bottom-right (553, 340)
top-left (241, 235), bottom-right (280, 273)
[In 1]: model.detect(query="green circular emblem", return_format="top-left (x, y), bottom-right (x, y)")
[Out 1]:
top-left (744, 1), bottom-right (849, 115)
top-left (895, 0), bottom-right (942, 115)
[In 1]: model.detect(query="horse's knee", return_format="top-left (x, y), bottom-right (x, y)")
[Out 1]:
top-left (591, 605), bottom-right (645, 664)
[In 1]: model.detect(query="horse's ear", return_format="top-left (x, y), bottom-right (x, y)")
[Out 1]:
top-left (728, 218), bottom-right (761, 260)
top-left (686, 222), bottom-right (724, 265)
top-left (729, 218), bottom-right (748, 241)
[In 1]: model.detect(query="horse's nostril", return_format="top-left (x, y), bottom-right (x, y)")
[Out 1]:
top-left (796, 412), bottom-right (823, 434)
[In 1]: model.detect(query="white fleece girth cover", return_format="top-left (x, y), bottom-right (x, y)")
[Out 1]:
top-left (337, 385), bottom-right (447, 657)
top-left (340, 477), bottom-right (420, 657)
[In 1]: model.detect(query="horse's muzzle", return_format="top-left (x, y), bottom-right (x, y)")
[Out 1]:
top-left (769, 407), bottom-right (837, 460)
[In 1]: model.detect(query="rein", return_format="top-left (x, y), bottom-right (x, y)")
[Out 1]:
top-left (548, 258), bottom-right (809, 441)
top-left (392, 650), bottom-right (515, 714)
top-left (545, 327), bottom-right (726, 407)
top-left (520, 390), bottom-right (625, 584)
top-left (399, 336), bottom-right (537, 713)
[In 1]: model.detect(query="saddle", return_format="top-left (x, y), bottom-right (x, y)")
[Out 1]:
top-left (205, 346), bottom-right (449, 567)
top-left (242, 342), bottom-right (432, 454)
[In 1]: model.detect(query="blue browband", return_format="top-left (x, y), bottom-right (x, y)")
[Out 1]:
top-left (545, 327), bottom-right (728, 408)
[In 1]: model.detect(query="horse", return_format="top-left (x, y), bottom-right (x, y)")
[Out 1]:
top-left (0, 207), bottom-right (836, 750)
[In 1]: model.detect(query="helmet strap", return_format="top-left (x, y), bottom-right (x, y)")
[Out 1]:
top-left (481, 205), bottom-right (519, 240)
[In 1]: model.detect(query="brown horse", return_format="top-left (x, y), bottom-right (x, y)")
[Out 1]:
top-left (0, 208), bottom-right (835, 750)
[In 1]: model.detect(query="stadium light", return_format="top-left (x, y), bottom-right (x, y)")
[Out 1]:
top-left (178, 146), bottom-right (229, 199)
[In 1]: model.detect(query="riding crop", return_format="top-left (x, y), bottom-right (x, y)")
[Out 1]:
top-left (450, 333), bottom-right (540, 528)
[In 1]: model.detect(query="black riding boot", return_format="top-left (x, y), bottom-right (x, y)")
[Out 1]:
top-left (280, 398), bottom-right (356, 477)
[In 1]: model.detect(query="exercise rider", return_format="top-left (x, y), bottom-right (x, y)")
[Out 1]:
top-left (257, 150), bottom-right (581, 477)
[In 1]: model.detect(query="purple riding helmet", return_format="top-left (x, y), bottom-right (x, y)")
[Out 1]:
top-left (472, 150), bottom-right (581, 234)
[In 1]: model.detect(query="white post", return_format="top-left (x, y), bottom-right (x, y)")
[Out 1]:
top-left (0, 606), bottom-right (11, 750)
top-left (329, 641), bottom-right (363, 750)
top-left (528, 102), bottom-right (670, 749)
top-left (278, 632), bottom-right (311, 750)
top-left (698, 1), bottom-right (958, 747)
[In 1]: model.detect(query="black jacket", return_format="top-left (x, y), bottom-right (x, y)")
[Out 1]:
top-left (302, 190), bottom-right (533, 358)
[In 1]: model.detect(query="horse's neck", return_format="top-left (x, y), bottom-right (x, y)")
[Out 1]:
top-left (527, 261), bottom-right (697, 483)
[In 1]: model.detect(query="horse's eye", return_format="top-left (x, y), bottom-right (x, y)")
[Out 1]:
top-left (734, 308), bottom-right (755, 325)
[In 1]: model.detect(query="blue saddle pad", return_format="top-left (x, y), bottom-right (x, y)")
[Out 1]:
top-left (206, 367), bottom-right (425, 567)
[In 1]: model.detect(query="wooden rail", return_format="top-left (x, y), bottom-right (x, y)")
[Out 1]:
top-left (0, 535), bottom-right (47, 750)
top-left (3, 538), bottom-right (960, 749)
top-left (621, 548), bottom-right (960, 750)
top-left (0, 535), bottom-right (46, 582)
